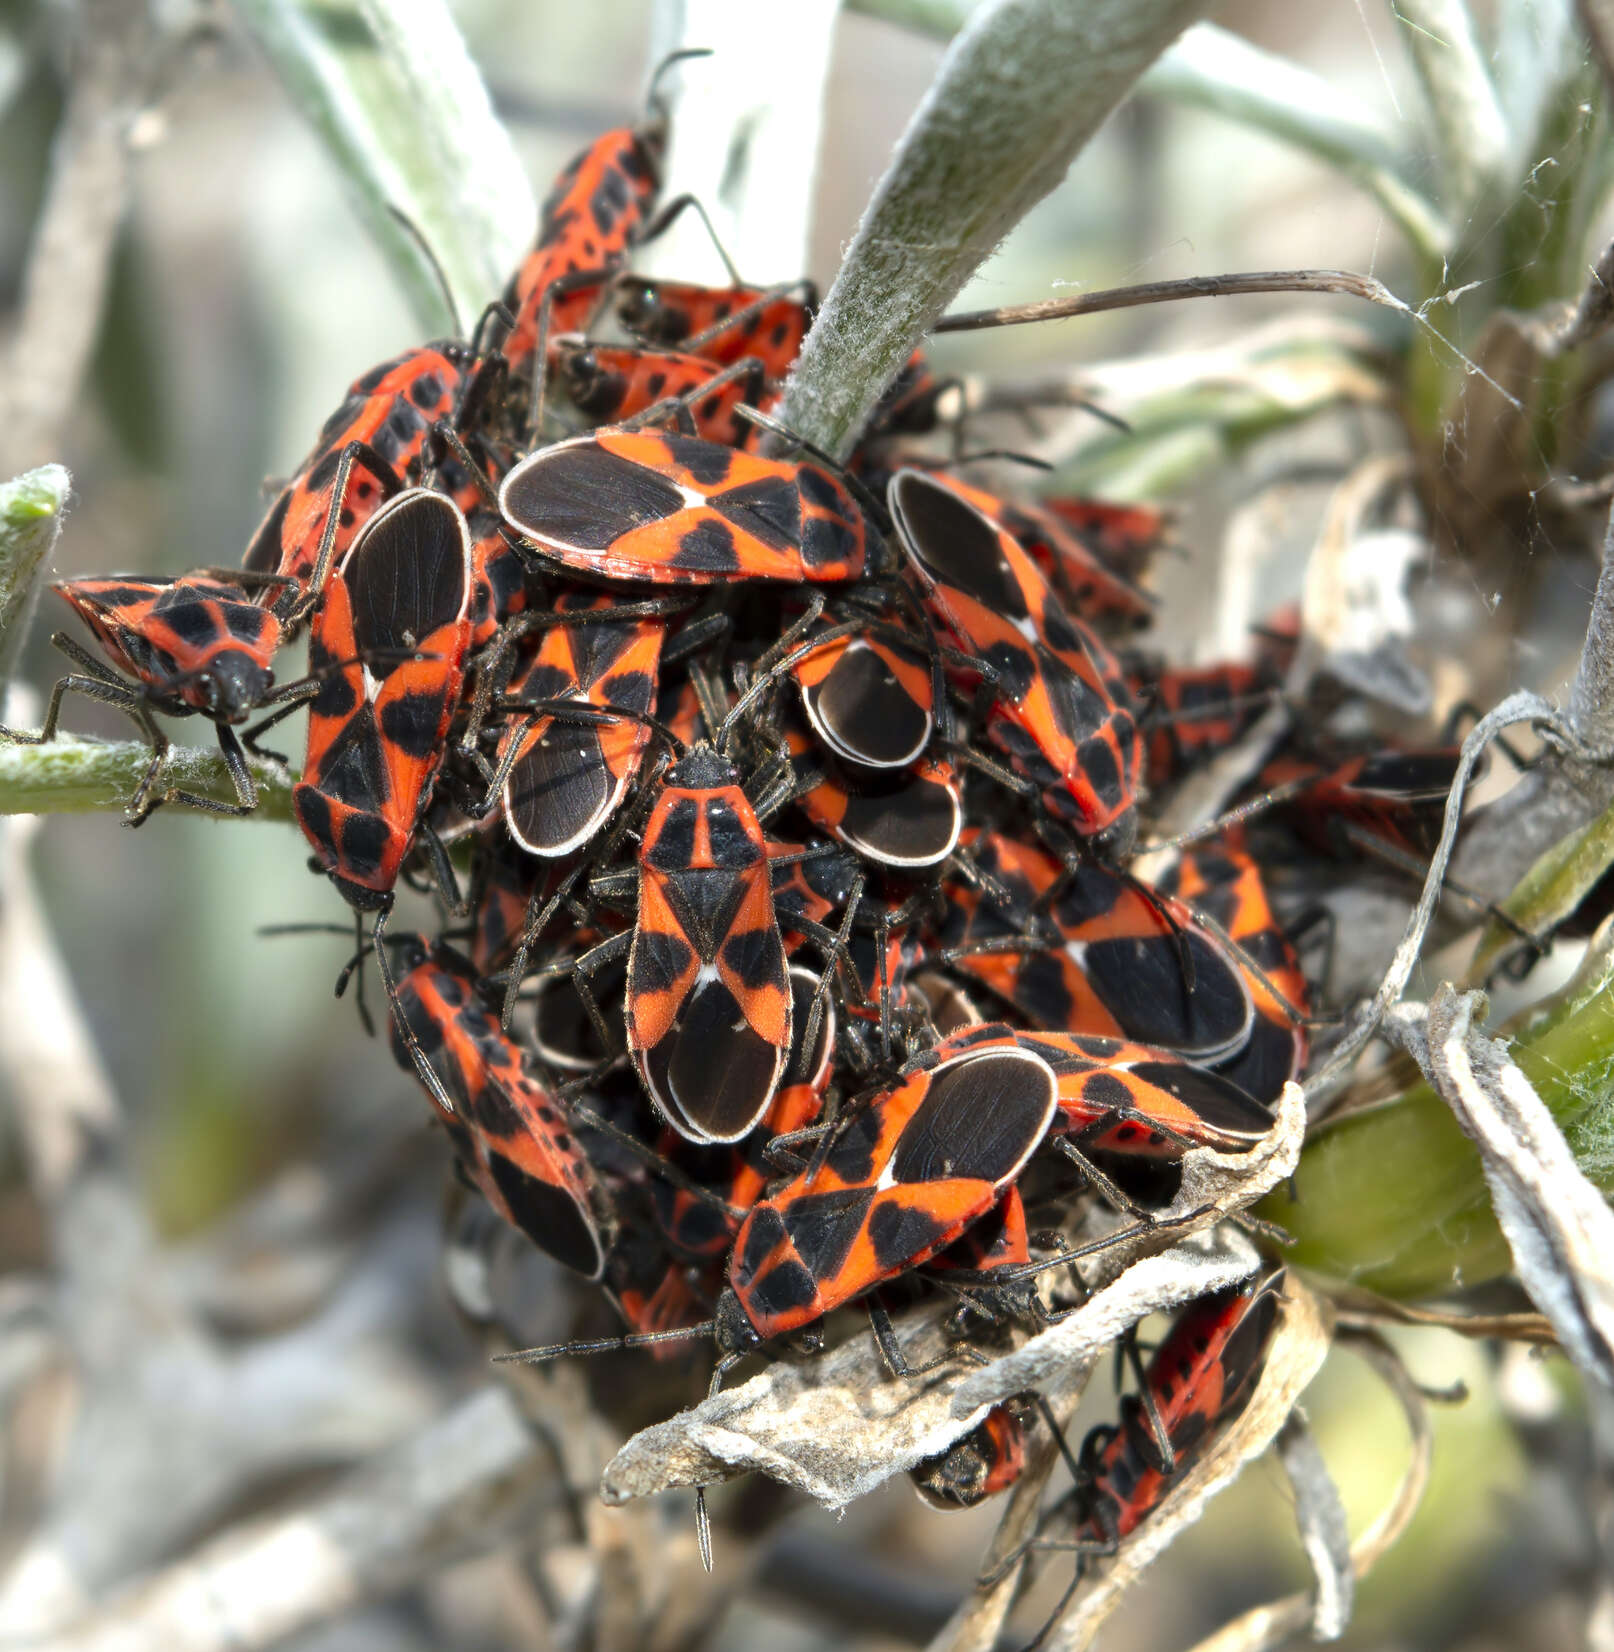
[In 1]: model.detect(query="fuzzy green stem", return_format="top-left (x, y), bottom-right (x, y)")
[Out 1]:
top-left (779, 0), bottom-right (1219, 460)
top-left (0, 465), bottom-right (70, 691)
top-left (0, 739), bottom-right (296, 822)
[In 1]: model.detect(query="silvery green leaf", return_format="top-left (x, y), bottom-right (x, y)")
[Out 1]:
top-left (1419, 986), bottom-right (1614, 1389)
top-left (780, 0), bottom-right (1220, 459)
top-left (233, 0), bottom-right (531, 333)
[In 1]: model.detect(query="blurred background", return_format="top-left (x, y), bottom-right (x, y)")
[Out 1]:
top-left (0, 2), bottom-right (1608, 1647)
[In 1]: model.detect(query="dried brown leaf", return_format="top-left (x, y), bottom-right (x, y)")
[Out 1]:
top-left (1184, 1329), bottom-right (1433, 1652)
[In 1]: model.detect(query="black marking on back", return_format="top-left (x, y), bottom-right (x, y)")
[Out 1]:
top-left (348, 492), bottom-right (468, 668)
top-left (889, 1050), bottom-right (1055, 1185)
top-left (503, 442), bottom-right (683, 550)
top-left (891, 472), bottom-right (1028, 617)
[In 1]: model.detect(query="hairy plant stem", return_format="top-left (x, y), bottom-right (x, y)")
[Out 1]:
top-left (779, 0), bottom-right (1218, 459)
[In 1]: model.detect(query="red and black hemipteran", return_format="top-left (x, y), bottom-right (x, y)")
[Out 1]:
top-left (52, 573), bottom-right (283, 723)
top-left (714, 1030), bottom-right (1059, 1349)
top-left (616, 276), bottom-right (817, 378)
top-left (910, 1400), bottom-right (1029, 1510)
top-left (790, 627), bottom-right (935, 771)
top-left (627, 745), bottom-right (793, 1144)
top-left (1011, 1028), bottom-right (1273, 1159)
top-left (650, 965), bottom-right (836, 1264)
top-left (548, 335), bottom-right (768, 449)
top-left (1157, 834), bottom-right (1307, 1106)
top-left (293, 488), bottom-right (473, 909)
top-left (943, 832), bottom-right (1255, 1064)
top-left (1077, 1267), bottom-right (1284, 1544)
top-left (502, 124), bottom-right (663, 378)
top-left (935, 472), bottom-right (1155, 633)
top-left (888, 468), bottom-right (1142, 850)
top-left (389, 937), bottom-right (611, 1279)
top-left (499, 429), bottom-right (869, 585)
top-left (782, 719), bottom-right (962, 870)
top-left (242, 342), bottom-right (470, 592)
top-left (498, 591), bottom-right (665, 857)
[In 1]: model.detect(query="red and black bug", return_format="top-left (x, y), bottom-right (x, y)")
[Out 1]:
top-left (548, 335), bottom-right (768, 448)
top-left (608, 1233), bottom-right (716, 1360)
top-left (501, 130), bottom-right (663, 382)
top-left (388, 936), bottom-right (611, 1279)
top-left (650, 966), bottom-right (836, 1263)
top-left (770, 841), bottom-right (862, 945)
top-left (910, 1398), bottom-right (1031, 1510)
top-left (790, 626), bottom-right (935, 771)
top-left (499, 429), bottom-right (870, 586)
top-left (1036, 495), bottom-right (1170, 589)
top-left (1, 569), bottom-right (307, 821)
top-left (1155, 833), bottom-right (1308, 1107)
top-left (439, 436), bottom-right (527, 648)
top-left (293, 487), bottom-right (473, 910)
top-left (492, 591), bottom-right (666, 857)
top-left (242, 340), bottom-right (480, 594)
top-left (781, 720), bottom-right (963, 871)
top-left (713, 1029), bottom-right (1059, 1350)
top-left (616, 276), bottom-right (817, 379)
top-left (1074, 1267), bottom-right (1284, 1544)
top-left (1000, 1267), bottom-right (1285, 1644)
top-left (622, 744), bottom-right (794, 1144)
top-left (937, 475), bottom-right (1155, 634)
top-left (530, 926), bottom-right (631, 1073)
top-left (1132, 657), bottom-right (1276, 790)
top-left (1258, 745), bottom-right (1467, 863)
top-left (941, 832), bottom-right (1255, 1065)
top-left (1129, 610), bottom-right (1299, 788)
top-left (468, 833), bottom-right (559, 977)
top-left (864, 348), bottom-right (957, 439)
top-left (888, 468), bottom-right (1142, 850)
top-left (1013, 1029), bottom-right (1274, 1160)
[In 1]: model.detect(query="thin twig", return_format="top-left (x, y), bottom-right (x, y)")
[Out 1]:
top-left (0, 464), bottom-right (70, 692)
top-left (936, 267), bottom-right (1413, 331)
top-left (0, 737), bottom-right (295, 820)
top-left (936, 265), bottom-right (1523, 412)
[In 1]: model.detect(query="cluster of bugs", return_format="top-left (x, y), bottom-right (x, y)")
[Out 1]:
top-left (3, 53), bottom-right (1483, 1624)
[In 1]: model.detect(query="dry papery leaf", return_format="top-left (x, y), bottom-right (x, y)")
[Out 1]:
top-left (600, 1085), bottom-right (1305, 1512)
top-left (1184, 1330), bottom-right (1434, 1652)
top-left (1389, 986), bottom-right (1614, 1390)
top-left (1296, 454), bottom-right (1430, 716)
top-left (1274, 1413), bottom-right (1353, 1641)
